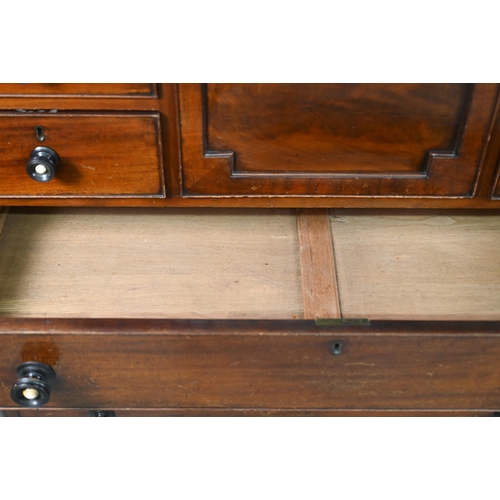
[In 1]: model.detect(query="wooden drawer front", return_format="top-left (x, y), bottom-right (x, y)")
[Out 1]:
top-left (0, 84), bottom-right (157, 98)
top-left (0, 320), bottom-right (499, 410)
top-left (0, 113), bottom-right (165, 198)
top-left (180, 83), bottom-right (498, 198)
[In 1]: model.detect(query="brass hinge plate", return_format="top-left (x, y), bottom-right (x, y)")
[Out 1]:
top-left (315, 318), bottom-right (370, 326)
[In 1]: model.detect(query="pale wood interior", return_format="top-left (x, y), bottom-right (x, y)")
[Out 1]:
top-left (0, 208), bottom-right (303, 319)
top-left (1, 208), bottom-right (499, 321)
top-left (330, 211), bottom-right (500, 320)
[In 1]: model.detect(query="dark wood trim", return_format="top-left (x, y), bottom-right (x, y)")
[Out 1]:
top-left (0, 83), bottom-right (158, 99)
top-left (475, 85), bottom-right (500, 197)
top-left (2, 197), bottom-right (500, 208)
top-left (0, 317), bottom-right (499, 336)
top-left (160, 84), bottom-right (182, 196)
top-left (4, 408), bottom-right (499, 417)
top-left (491, 155), bottom-right (500, 199)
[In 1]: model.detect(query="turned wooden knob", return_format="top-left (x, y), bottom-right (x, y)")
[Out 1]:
top-left (10, 361), bottom-right (56, 407)
top-left (26, 146), bottom-right (59, 182)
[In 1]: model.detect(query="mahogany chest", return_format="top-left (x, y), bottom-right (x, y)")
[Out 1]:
top-left (0, 84), bottom-right (499, 416)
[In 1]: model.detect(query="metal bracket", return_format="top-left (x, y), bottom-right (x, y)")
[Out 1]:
top-left (315, 318), bottom-right (370, 326)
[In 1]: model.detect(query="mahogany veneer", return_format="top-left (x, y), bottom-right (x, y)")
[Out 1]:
top-left (0, 84), bottom-right (499, 416)
top-left (0, 113), bottom-right (164, 198)
top-left (0, 83), bottom-right (499, 207)
top-left (0, 320), bottom-right (500, 411)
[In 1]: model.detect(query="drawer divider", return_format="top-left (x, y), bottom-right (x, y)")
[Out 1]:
top-left (297, 208), bottom-right (341, 319)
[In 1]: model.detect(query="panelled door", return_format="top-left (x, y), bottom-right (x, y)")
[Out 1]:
top-left (179, 84), bottom-right (499, 198)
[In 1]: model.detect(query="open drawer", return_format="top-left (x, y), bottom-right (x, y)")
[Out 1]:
top-left (0, 207), bottom-right (499, 416)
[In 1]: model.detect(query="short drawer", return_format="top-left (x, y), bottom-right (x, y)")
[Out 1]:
top-left (0, 84), bottom-right (157, 98)
top-left (0, 113), bottom-right (165, 198)
top-left (0, 320), bottom-right (499, 410)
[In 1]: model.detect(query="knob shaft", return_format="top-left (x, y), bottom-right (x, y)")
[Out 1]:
top-left (26, 146), bottom-right (59, 182)
top-left (10, 361), bottom-right (56, 407)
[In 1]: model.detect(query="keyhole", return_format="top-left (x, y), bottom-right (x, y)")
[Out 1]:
top-left (34, 126), bottom-right (45, 142)
top-left (331, 341), bottom-right (343, 355)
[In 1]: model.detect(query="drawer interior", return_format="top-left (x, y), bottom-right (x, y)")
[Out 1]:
top-left (0, 208), bottom-right (303, 319)
top-left (0, 207), bottom-right (499, 320)
top-left (331, 211), bottom-right (500, 320)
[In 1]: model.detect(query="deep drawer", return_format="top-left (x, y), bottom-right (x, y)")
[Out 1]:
top-left (1, 320), bottom-right (499, 410)
top-left (0, 113), bottom-right (165, 198)
top-left (0, 209), bottom-right (499, 414)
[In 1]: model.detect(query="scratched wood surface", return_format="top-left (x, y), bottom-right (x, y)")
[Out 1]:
top-left (331, 212), bottom-right (500, 319)
top-left (1, 320), bottom-right (499, 409)
top-left (0, 208), bottom-right (303, 318)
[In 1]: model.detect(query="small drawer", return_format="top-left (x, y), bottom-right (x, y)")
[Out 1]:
top-left (0, 113), bottom-right (165, 198)
top-left (0, 84), bottom-right (157, 98)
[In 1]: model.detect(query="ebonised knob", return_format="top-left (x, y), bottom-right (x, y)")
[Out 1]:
top-left (26, 146), bottom-right (59, 182)
top-left (10, 361), bottom-right (56, 407)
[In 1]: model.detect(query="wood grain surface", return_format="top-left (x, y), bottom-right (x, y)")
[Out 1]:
top-left (0, 113), bottom-right (164, 198)
top-left (0, 319), bottom-right (499, 409)
top-left (297, 209), bottom-right (340, 319)
top-left (0, 84), bottom-right (499, 207)
top-left (0, 208), bottom-right (303, 319)
top-left (180, 83), bottom-right (499, 198)
top-left (330, 212), bottom-right (500, 319)
top-left (206, 84), bottom-right (469, 174)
